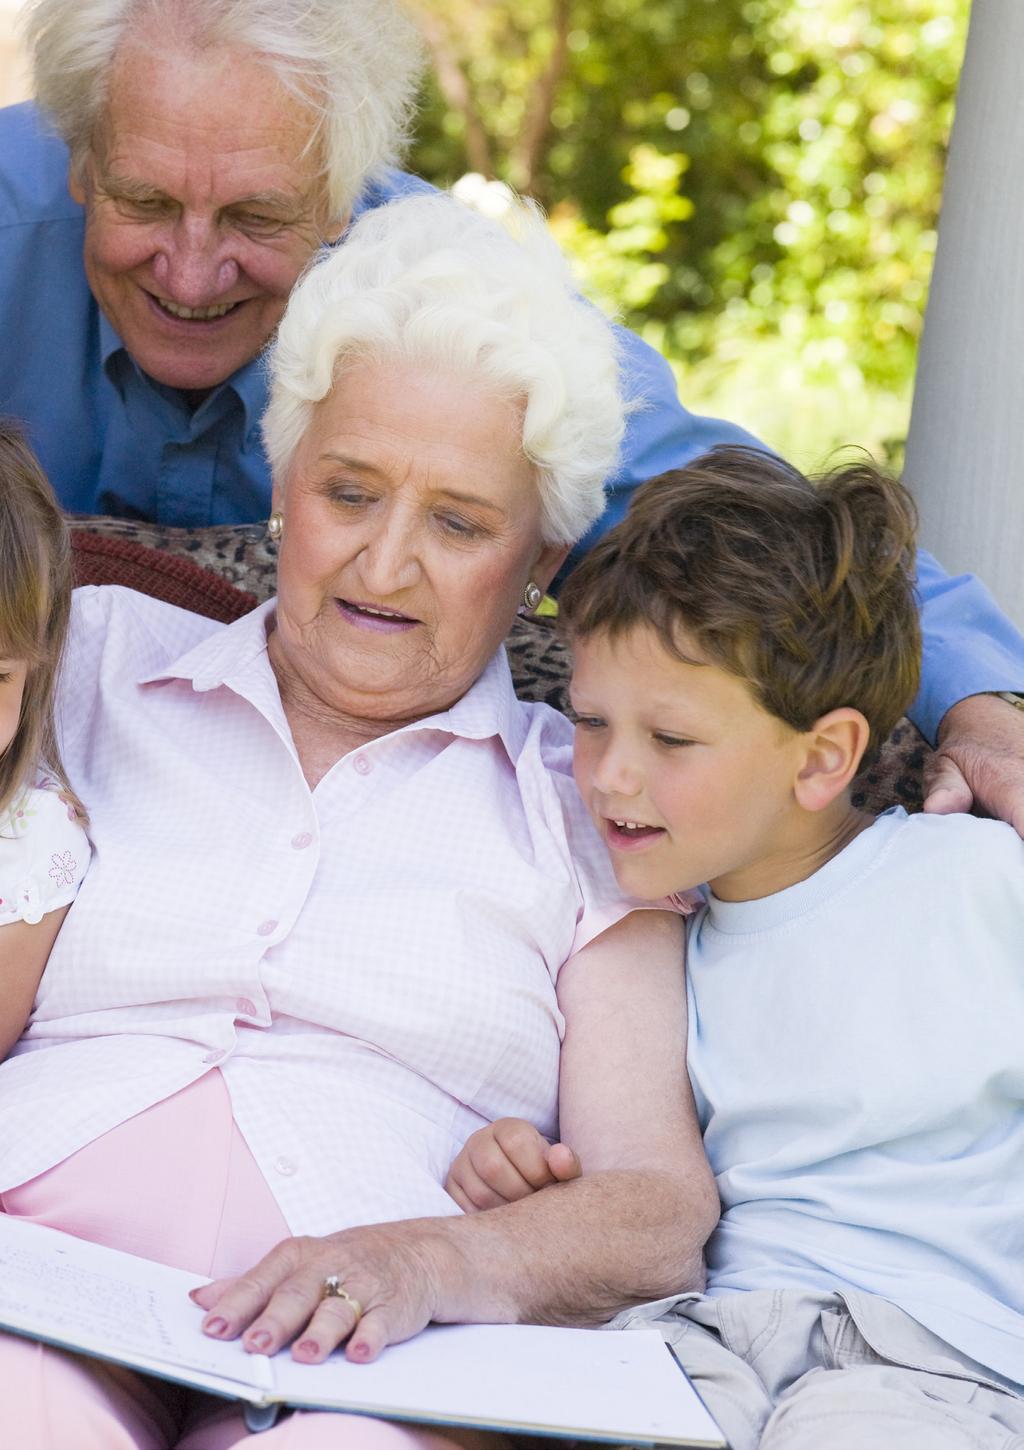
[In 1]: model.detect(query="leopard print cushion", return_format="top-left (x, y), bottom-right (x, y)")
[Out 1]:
top-left (71, 516), bottom-right (930, 814)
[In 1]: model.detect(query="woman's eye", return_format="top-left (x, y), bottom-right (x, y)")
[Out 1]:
top-left (436, 513), bottom-right (479, 538)
top-left (654, 733), bottom-right (694, 748)
top-left (331, 487), bottom-right (372, 507)
top-left (573, 715), bottom-right (606, 731)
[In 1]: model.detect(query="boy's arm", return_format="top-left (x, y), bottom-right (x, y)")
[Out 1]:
top-left (0, 905), bottom-right (70, 1059)
top-left (445, 1119), bottom-right (581, 1212)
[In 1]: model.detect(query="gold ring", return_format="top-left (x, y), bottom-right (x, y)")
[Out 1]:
top-left (321, 1275), bottom-right (363, 1321)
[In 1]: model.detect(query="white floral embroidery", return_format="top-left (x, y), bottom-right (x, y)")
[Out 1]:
top-left (48, 851), bottom-right (77, 888)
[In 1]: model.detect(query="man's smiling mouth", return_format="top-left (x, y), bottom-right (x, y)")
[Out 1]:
top-left (152, 295), bottom-right (241, 321)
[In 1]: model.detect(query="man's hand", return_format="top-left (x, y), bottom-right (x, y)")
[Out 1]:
top-left (924, 693), bottom-right (1024, 836)
top-left (445, 1119), bottom-right (582, 1212)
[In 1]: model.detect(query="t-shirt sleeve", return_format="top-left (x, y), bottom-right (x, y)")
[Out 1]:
top-left (0, 783), bottom-right (92, 926)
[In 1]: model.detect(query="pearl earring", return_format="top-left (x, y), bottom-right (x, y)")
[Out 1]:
top-left (523, 581), bottom-right (543, 611)
top-left (267, 511), bottom-right (284, 542)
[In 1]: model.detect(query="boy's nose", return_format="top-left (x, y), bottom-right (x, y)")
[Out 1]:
top-left (592, 744), bottom-right (642, 797)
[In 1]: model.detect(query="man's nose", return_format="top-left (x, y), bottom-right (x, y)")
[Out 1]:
top-left (151, 215), bottom-right (239, 305)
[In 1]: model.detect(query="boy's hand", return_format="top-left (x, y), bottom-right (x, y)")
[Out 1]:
top-left (445, 1117), bottom-right (582, 1212)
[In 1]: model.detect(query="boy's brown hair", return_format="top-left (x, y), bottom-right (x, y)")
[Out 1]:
top-left (0, 424), bottom-right (81, 817)
top-left (559, 445), bottom-right (921, 762)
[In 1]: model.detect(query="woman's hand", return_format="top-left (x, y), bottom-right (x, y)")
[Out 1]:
top-left (445, 1119), bottom-right (582, 1212)
top-left (190, 1219), bottom-right (453, 1365)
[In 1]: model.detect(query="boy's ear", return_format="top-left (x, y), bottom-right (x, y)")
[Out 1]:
top-left (793, 707), bottom-right (870, 812)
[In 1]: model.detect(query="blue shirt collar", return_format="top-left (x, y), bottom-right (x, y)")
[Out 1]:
top-left (98, 307), bottom-right (266, 441)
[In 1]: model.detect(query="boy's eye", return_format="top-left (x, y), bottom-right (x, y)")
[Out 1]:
top-left (654, 732), bottom-right (694, 748)
top-left (572, 715), bottom-right (606, 731)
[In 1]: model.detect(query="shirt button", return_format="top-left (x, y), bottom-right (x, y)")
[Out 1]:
top-left (274, 1157), bottom-right (297, 1176)
top-left (291, 832), bottom-right (312, 850)
top-left (236, 997), bottom-right (257, 1017)
top-left (257, 919), bottom-right (278, 937)
top-left (203, 1049), bottom-right (225, 1065)
top-left (353, 754), bottom-right (372, 775)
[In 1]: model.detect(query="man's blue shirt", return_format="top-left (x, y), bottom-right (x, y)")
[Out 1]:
top-left (1, 100), bottom-right (1022, 737)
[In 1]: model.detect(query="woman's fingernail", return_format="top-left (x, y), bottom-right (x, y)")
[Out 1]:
top-left (248, 1330), bottom-right (272, 1351)
top-left (350, 1341), bottom-right (369, 1360)
top-left (205, 1317), bottom-right (228, 1336)
top-left (297, 1339), bottom-right (320, 1357)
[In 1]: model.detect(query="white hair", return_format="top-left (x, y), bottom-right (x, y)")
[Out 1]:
top-left (23, 0), bottom-right (424, 218)
top-left (263, 193), bottom-right (626, 547)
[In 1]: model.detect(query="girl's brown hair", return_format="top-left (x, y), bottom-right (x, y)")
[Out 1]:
top-left (0, 424), bottom-right (82, 816)
top-left (559, 446), bottom-right (921, 764)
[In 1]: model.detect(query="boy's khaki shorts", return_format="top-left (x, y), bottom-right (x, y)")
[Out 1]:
top-left (612, 1288), bottom-right (1024, 1450)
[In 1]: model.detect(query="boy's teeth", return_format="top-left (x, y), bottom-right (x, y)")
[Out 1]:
top-left (615, 819), bottom-right (648, 831)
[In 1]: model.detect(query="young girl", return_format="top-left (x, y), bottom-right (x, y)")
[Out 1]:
top-left (0, 425), bottom-right (90, 1059)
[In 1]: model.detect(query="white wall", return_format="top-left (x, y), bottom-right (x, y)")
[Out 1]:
top-left (905, 0), bottom-right (1024, 628)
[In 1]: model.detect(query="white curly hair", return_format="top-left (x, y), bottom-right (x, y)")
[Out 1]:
top-left (263, 193), bottom-right (626, 547)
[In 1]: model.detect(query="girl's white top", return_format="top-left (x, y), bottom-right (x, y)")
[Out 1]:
top-left (0, 782), bottom-right (91, 927)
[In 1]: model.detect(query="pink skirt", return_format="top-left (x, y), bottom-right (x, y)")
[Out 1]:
top-left (1, 1068), bottom-right (290, 1277)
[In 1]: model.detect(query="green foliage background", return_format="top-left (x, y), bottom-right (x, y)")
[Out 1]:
top-left (408, 0), bottom-right (970, 470)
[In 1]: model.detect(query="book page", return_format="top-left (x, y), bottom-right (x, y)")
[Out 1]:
top-left (0, 1219), bottom-right (724, 1445)
top-left (274, 1321), bottom-right (726, 1447)
top-left (0, 1216), bottom-right (271, 1399)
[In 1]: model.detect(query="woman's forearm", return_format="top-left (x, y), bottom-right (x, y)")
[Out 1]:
top-left (422, 1165), bottom-right (718, 1328)
top-left (191, 1163), bottom-right (718, 1363)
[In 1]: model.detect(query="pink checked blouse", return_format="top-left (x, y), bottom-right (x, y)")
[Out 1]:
top-left (0, 587), bottom-right (633, 1236)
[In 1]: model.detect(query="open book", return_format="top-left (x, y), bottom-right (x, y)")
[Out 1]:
top-left (0, 1216), bottom-right (724, 1446)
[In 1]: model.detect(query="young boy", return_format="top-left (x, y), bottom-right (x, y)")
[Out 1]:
top-left (445, 446), bottom-right (1024, 1450)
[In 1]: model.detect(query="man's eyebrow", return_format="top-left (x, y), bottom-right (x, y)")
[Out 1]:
top-left (321, 453), bottom-right (505, 515)
top-left (99, 173), bottom-right (307, 216)
top-left (224, 190), bottom-right (306, 216)
top-left (100, 171), bottom-right (165, 201)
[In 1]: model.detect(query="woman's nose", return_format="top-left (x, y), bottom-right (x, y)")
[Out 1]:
top-left (356, 511), bottom-right (421, 596)
top-left (151, 216), bottom-right (240, 305)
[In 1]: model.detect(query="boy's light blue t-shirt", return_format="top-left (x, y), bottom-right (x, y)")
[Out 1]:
top-left (687, 806), bottom-right (1024, 1388)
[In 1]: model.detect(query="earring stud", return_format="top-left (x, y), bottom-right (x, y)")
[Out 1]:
top-left (523, 581), bottom-right (543, 611)
top-left (267, 510), bottom-right (284, 542)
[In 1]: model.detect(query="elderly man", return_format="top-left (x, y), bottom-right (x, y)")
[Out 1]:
top-left (0, 0), bottom-right (1023, 827)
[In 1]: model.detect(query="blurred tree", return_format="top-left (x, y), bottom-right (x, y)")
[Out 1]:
top-left (407, 0), bottom-right (969, 463)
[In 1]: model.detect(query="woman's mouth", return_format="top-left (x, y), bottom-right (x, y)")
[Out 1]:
top-left (336, 599), bottom-right (420, 633)
top-left (605, 818), bottom-right (666, 851)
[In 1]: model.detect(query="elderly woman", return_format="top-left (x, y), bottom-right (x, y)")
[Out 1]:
top-left (0, 194), bottom-right (717, 1449)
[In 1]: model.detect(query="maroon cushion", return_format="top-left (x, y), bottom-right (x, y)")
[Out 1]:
top-left (71, 530), bottom-right (258, 624)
